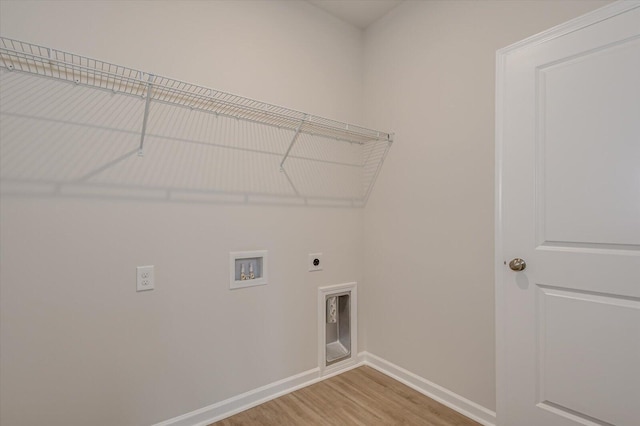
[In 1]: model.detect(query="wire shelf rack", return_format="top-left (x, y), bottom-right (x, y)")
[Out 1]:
top-left (0, 36), bottom-right (393, 205)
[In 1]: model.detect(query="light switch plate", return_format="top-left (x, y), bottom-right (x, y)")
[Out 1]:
top-left (309, 253), bottom-right (323, 272)
top-left (137, 265), bottom-right (154, 291)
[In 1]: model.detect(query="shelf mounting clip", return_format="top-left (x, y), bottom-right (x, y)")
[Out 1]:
top-left (138, 74), bottom-right (155, 157)
top-left (280, 114), bottom-right (307, 171)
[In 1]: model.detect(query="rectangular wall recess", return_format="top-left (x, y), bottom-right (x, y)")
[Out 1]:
top-left (318, 282), bottom-right (357, 375)
top-left (229, 250), bottom-right (268, 289)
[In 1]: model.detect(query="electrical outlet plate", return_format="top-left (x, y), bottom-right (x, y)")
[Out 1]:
top-left (137, 265), bottom-right (154, 291)
top-left (309, 253), bottom-right (323, 272)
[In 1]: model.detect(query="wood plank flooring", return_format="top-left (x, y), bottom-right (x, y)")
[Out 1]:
top-left (211, 366), bottom-right (481, 425)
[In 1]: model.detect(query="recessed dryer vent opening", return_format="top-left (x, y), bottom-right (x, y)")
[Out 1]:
top-left (326, 293), bottom-right (350, 364)
top-left (318, 283), bottom-right (357, 375)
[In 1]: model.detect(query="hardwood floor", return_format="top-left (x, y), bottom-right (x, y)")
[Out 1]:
top-left (211, 366), bottom-right (481, 425)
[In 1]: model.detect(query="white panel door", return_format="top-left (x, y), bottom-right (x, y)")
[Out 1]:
top-left (497, 3), bottom-right (640, 426)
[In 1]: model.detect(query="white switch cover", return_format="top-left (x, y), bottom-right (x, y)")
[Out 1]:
top-left (309, 253), bottom-right (323, 272)
top-left (137, 265), bottom-right (154, 291)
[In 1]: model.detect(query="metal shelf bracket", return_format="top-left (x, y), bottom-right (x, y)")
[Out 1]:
top-left (138, 74), bottom-right (155, 157)
top-left (280, 114), bottom-right (308, 171)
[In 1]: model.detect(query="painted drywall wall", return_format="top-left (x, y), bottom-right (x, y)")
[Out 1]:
top-left (0, 1), bottom-right (365, 425)
top-left (361, 0), bottom-right (611, 412)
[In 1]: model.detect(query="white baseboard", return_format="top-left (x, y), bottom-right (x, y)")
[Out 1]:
top-left (154, 351), bottom-right (495, 426)
top-left (361, 352), bottom-right (496, 426)
top-left (152, 367), bottom-right (320, 426)
top-left (153, 355), bottom-right (365, 426)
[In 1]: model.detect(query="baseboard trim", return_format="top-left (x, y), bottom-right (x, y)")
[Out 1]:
top-left (361, 352), bottom-right (497, 426)
top-left (153, 355), bottom-right (365, 426)
top-left (154, 351), bottom-right (495, 426)
top-left (152, 368), bottom-right (320, 426)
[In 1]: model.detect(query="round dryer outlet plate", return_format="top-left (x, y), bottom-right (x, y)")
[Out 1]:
top-left (308, 253), bottom-right (323, 272)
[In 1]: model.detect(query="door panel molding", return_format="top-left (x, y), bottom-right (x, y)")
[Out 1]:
top-left (534, 35), bottom-right (640, 248)
top-left (536, 401), bottom-right (615, 426)
top-left (535, 285), bottom-right (640, 425)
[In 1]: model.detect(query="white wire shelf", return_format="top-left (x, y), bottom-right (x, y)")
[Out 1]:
top-left (0, 37), bottom-right (392, 145)
top-left (0, 36), bottom-right (393, 205)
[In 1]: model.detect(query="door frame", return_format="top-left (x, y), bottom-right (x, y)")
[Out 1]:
top-left (494, 2), bottom-right (640, 424)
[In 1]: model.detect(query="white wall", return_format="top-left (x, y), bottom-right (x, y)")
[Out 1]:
top-left (0, 1), bottom-right (365, 425)
top-left (361, 0), bottom-right (610, 412)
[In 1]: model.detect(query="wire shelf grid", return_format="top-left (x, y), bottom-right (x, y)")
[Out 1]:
top-left (0, 37), bottom-right (392, 145)
top-left (0, 36), bottom-right (393, 205)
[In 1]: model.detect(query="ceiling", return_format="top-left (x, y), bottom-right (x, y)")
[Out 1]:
top-left (308, 0), bottom-right (403, 29)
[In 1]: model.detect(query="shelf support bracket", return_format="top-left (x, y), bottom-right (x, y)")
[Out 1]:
top-left (279, 114), bottom-right (307, 171)
top-left (138, 74), bottom-right (155, 157)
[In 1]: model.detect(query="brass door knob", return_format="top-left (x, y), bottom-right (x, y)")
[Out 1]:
top-left (509, 258), bottom-right (526, 271)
